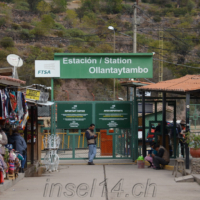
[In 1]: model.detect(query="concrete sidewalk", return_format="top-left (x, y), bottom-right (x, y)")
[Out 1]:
top-left (0, 163), bottom-right (200, 200)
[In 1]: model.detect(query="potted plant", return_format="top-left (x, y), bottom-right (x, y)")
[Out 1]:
top-left (185, 132), bottom-right (200, 158)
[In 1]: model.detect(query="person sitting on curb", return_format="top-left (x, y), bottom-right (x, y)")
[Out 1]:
top-left (152, 143), bottom-right (170, 170)
top-left (145, 141), bottom-right (157, 168)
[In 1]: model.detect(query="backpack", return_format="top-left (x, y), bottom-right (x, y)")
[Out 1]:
top-left (170, 123), bottom-right (182, 138)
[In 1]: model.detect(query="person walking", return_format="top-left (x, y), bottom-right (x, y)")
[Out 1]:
top-left (8, 127), bottom-right (27, 173)
top-left (85, 124), bottom-right (97, 165)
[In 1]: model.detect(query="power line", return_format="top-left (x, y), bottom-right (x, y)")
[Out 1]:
top-left (153, 58), bottom-right (200, 69)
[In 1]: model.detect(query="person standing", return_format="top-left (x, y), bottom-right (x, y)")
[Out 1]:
top-left (8, 127), bottom-right (27, 173)
top-left (179, 119), bottom-right (186, 157)
top-left (85, 124), bottom-right (97, 165)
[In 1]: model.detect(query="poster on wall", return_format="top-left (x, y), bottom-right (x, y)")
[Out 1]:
top-left (95, 103), bottom-right (131, 129)
top-left (57, 103), bottom-right (92, 129)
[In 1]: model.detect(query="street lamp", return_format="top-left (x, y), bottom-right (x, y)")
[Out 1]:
top-left (108, 26), bottom-right (116, 101)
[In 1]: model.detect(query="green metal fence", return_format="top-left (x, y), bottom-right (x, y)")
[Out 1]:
top-left (46, 101), bottom-right (134, 160)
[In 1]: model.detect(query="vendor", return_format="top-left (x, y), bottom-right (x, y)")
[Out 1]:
top-left (8, 127), bottom-right (27, 173)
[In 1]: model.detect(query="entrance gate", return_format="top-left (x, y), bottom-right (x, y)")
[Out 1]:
top-left (49, 101), bottom-right (133, 160)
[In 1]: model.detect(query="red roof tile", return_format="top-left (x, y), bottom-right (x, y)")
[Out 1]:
top-left (138, 75), bottom-right (200, 92)
top-left (0, 75), bottom-right (26, 85)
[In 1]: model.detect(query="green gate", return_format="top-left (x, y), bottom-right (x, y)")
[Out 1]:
top-left (49, 101), bottom-right (134, 160)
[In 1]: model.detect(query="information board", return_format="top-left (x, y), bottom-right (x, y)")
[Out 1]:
top-left (54, 53), bottom-right (153, 79)
top-left (26, 89), bottom-right (41, 101)
top-left (95, 103), bottom-right (131, 129)
top-left (57, 103), bottom-right (92, 129)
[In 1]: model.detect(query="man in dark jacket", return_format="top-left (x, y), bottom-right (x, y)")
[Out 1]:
top-left (152, 144), bottom-right (170, 170)
top-left (85, 124), bottom-right (97, 165)
top-left (8, 128), bottom-right (27, 173)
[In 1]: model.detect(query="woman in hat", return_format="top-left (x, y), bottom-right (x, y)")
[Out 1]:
top-left (145, 141), bottom-right (157, 168)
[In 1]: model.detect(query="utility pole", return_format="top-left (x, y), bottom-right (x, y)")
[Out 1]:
top-left (130, 3), bottom-right (137, 101)
top-left (158, 27), bottom-right (163, 97)
top-left (133, 2), bottom-right (137, 53)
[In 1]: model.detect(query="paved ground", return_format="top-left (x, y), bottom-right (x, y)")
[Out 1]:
top-left (0, 161), bottom-right (200, 200)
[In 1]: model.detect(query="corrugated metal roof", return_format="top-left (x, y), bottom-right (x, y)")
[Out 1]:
top-left (120, 80), bottom-right (153, 87)
top-left (138, 75), bottom-right (200, 92)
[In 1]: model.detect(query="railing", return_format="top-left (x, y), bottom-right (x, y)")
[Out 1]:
top-left (41, 132), bottom-right (101, 150)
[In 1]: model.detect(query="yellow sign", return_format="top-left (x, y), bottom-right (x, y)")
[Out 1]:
top-left (26, 89), bottom-right (40, 100)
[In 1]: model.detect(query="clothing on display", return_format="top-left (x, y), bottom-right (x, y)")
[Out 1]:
top-left (0, 88), bottom-right (29, 129)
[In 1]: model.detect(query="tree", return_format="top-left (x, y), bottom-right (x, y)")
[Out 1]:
top-left (81, 0), bottom-right (100, 12)
top-left (30, 14), bottom-right (55, 36)
top-left (51, 0), bottom-right (67, 13)
top-left (37, 1), bottom-right (51, 14)
top-left (27, 0), bottom-right (42, 11)
top-left (65, 10), bottom-right (78, 28)
top-left (75, 7), bottom-right (85, 22)
top-left (104, 0), bottom-right (123, 14)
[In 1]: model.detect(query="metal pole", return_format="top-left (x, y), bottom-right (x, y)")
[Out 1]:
top-left (185, 93), bottom-right (190, 169)
top-left (24, 123), bottom-right (27, 168)
top-left (162, 92), bottom-right (166, 148)
top-left (31, 106), bottom-right (34, 165)
top-left (142, 91), bottom-right (146, 157)
top-left (133, 2), bottom-right (137, 53)
top-left (133, 86), bottom-right (138, 160)
top-left (51, 78), bottom-right (54, 135)
top-left (114, 30), bottom-right (115, 101)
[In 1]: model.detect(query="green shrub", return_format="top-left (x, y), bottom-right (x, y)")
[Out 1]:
top-left (15, 1), bottom-right (29, 11)
top-left (153, 15), bottom-right (161, 22)
top-left (147, 7), bottom-right (161, 16)
top-left (49, 12), bottom-right (56, 19)
top-left (122, 4), bottom-right (133, 17)
top-left (51, 0), bottom-right (67, 13)
top-left (0, 37), bottom-right (14, 48)
top-left (66, 29), bottom-right (85, 37)
top-left (53, 22), bottom-right (65, 30)
top-left (54, 30), bottom-right (68, 37)
top-left (165, 3), bottom-right (173, 8)
top-left (187, 0), bottom-right (195, 12)
top-left (0, 50), bottom-right (7, 61)
top-left (21, 22), bottom-right (32, 29)
top-left (11, 23), bottom-right (21, 30)
top-left (173, 8), bottom-right (188, 17)
top-left (0, 18), bottom-right (6, 26)
top-left (20, 29), bottom-right (35, 39)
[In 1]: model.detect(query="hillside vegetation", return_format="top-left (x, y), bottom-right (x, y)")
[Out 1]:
top-left (0, 0), bottom-right (200, 100)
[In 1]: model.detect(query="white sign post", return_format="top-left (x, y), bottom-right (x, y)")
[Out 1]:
top-left (35, 60), bottom-right (60, 77)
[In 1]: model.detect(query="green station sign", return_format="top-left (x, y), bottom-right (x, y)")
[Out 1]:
top-left (54, 53), bottom-right (153, 79)
top-left (57, 103), bottom-right (92, 129)
top-left (95, 103), bottom-right (131, 129)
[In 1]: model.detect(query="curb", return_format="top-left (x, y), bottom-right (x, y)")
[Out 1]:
top-left (0, 173), bottom-right (25, 193)
top-left (58, 162), bottom-right (136, 165)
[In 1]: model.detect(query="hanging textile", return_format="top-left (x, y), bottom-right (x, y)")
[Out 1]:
top-left (17, 91), bottom-right (24, 121)
top-left (0, 91), bottom-right (2, 119)
top-left (9, 92), bottom-right (17, 111)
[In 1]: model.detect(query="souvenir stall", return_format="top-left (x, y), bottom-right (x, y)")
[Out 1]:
top-left (23, 85), bottom-right (52, 166)
top-left (0, 75), bottom-right (27, 184)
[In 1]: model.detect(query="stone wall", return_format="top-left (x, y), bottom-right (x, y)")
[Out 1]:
top-left (191, 158), bottom-right (200, 174)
